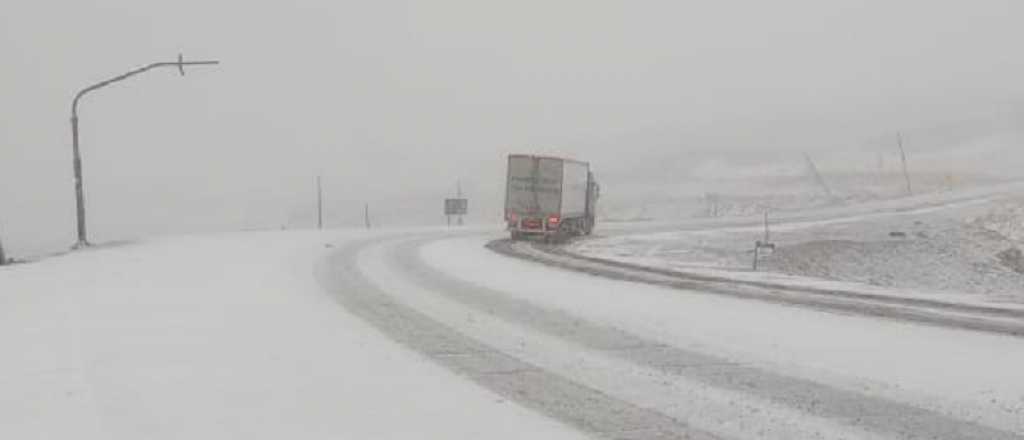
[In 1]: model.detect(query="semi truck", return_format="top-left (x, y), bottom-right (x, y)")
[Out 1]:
top-left (504, 154), bottom-right (599, 241)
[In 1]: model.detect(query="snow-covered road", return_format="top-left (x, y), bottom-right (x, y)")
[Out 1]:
top-left (326, 231), bottom-right (1024, 439)
top-left (0, 231), bottom-right (584, 439)
top-left (3, 227), bottom-right (1023, 438)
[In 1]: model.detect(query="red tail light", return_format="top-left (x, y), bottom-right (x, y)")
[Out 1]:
top-left (507, 212), bottom-right (519, 222)
top-left (547, 215), bottom-right (560, 225)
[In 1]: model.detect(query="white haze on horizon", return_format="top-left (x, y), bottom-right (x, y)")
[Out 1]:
top-left (2, 0), bottom-right (1023, 256)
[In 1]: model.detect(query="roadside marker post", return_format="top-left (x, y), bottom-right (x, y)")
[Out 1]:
top-left (752, 209), bottom-right (776, 270)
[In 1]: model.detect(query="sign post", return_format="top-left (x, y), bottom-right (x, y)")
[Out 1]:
top-left (444, 198), bottom-right (468, 227)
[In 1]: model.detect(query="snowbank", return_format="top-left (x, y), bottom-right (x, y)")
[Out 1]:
top-left (576, 189), bottom-right (1024, 301)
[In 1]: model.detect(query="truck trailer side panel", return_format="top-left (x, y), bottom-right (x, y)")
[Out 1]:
top-left (560, 161), bottom-right (589, 218)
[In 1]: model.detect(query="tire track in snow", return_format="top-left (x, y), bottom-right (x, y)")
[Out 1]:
top-left (396, 237), bottom-right (1021, 440)
top-left (318, 237), bottom-right (720, 440)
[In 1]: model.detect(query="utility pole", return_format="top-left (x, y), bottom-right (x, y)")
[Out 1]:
top-left (0, 231), bottom-right (6, 266)
top-left (316, 175), bottom-right (323, 230)
top-left (897, 132), bottom-right (912, 196)
top-left (364, 203), bottom-right (371, 229)
top-left (69, 54), bottom-right (219, 249)
top-left (803, 153), bottom-right (832, 198)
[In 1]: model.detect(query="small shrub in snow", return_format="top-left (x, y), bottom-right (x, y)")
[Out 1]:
top-left (971, 202), bottom-right (1024, 242)
top-left (997, 247), bottom-right (1024, 274)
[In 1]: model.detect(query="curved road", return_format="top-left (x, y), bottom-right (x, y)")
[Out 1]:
top-left (317, 231), bottom-right (1024, 440)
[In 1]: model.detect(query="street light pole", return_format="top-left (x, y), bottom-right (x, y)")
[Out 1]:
top-left (69, 54), bottom-right (219, 248)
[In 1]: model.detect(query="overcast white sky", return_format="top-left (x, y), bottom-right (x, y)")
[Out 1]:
top-left (2, 0), bottom-right (1023, 255)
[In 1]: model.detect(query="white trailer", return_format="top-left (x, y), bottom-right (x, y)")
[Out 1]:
top-left (504, 154), bottom-right (599, 241)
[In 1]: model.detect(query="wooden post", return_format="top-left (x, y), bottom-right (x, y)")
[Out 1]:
top-left (364, 203), bottom-right (371, 229)
top-left (752, 242), bottom-right (760, 271)
top-left (0, 233), bottom-right (6, 265)
top-left (898, 132), bottom-right (912, 195)
top-left (763, 208), bottom-right (770, 243)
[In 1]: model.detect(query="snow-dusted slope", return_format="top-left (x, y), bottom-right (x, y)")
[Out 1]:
top-left (0, 230), bottom-right (582, 439)
top-left (574, 182), bottom-right (1024, 301)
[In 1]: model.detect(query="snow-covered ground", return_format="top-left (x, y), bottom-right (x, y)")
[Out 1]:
top-left (573, 183), bottom-right (1024, 304)
top-left (598, 164), bottom-right (1010, 222)
top-left (0, 230), bottom-right (582, 439)
top-left (3, 223), bottom-right (1024, 439)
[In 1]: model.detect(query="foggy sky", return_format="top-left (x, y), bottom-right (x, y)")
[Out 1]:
top-left (2, 0), bottom-right (1023, 255)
